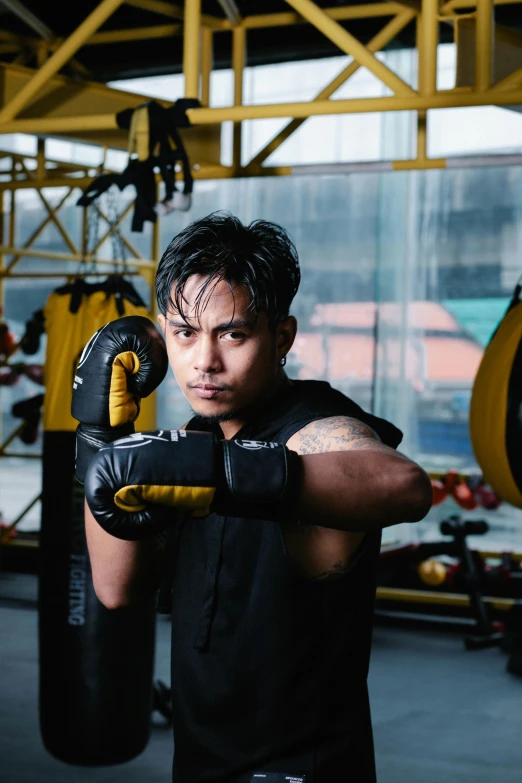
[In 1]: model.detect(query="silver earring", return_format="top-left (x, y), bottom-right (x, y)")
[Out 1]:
top-left (279, 356), bottom-right (287, 367)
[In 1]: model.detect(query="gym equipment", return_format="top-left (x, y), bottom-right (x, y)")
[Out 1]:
top-left (470, 282), bottom-right (522, 508)
top-left (21, 309), bottom-right (45, 355)
top-left (39, 275), bottom-right (158, 765)
top-left (379, 513), bottom-right (522, 672)
top-left (78, 99), bottom-right (197, 231)
top-left (0, 316), bottom-right (16, 357)
top-left (430, 470), bottom-right (501, 511)
top-left (438, 516), bottom-right (504, 649)
top-left (12, 394), bottom-right (44, 445)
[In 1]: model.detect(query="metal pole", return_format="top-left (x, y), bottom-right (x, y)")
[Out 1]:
top-left (183, 0), bottom-right (202, 99)
top-left (232, 25), bottom-right (246, 172)
top-left (475, 0), bottom-right (494, 91)
top-left (200, 26), bottom-right (213, 106)
top-left (419, 0), bottom-right (439, 96)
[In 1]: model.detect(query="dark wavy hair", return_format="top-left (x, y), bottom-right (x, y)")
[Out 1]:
top-left (155, 211), bottom-right (300, 328)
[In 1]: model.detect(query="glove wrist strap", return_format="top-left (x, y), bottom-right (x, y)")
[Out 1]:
top-left (75, 422), bottom-right (135, 485)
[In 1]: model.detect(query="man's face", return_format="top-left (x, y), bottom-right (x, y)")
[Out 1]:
top-left (158, 274), bottom-right (294, 422)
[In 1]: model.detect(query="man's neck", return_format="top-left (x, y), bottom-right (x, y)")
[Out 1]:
top-left (219, 373), bottom-right (291, 440)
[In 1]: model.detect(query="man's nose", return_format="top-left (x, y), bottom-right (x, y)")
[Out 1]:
top-left (193, 335), bottom-right (222, 374)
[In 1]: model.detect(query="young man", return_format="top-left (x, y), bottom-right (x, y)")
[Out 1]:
top-left (80, 212), bottom-right (432, 783)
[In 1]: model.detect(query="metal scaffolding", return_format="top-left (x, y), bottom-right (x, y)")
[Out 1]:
top-left (1, 0), bottom-right (522, 543)
top-left (0, 0), bottom-right (519, 174)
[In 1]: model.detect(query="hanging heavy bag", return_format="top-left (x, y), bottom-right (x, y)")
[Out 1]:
top-left (469, 284), bottom-right (522, 509)
top-left (39, 277), bottom-right (167, 765)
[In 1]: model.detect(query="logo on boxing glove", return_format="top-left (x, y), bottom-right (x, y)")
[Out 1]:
top-left (233, 440), bottom-right (279, 450)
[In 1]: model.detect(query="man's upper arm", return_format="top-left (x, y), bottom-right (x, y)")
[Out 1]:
top-left (284, 416), bottom-right (390, 579)
top-left (286, 415), bottom-right (393, 455)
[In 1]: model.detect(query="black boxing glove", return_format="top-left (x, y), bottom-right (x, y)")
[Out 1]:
top-left (84, 430), bottom-right (302, 540)
top-left (72, 316), bottom-right (168, 483)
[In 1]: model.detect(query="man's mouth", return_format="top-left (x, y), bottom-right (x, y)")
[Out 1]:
top-left (190, 383), bottom-right (228, 400)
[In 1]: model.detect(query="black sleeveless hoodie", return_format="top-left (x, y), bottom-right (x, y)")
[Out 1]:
top-left (167, 380), bottom-right (402, 783)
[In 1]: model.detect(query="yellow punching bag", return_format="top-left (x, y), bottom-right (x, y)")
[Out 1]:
top-left (43, 281), bottom-right (156, 431)
top-left (469, 285), bottom-right (522, 509)
top-left (39, 277), bottom-right (159, 765)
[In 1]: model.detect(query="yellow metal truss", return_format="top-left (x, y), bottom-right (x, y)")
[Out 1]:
top-left (0, 0), bottom-right (521, 540)
top-left (0, 1), bottom-right (518, 169)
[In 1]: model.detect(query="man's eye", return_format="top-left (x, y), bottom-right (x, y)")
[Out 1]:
top-left (175, 330), bottom-right (194, 339)
top-left (223, 331), bottom-right (245, 341)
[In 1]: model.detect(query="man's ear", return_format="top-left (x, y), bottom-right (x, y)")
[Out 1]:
top-left (157, 313), bottom-right (166, 335)
top-left (276, 316), bottom-right (297, 363)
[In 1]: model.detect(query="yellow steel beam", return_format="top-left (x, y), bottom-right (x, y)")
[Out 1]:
top-left (183, 0), bottom-right (201, 99)
top-left (0, 115), bottom-right (118, 134)
top-left (0, 422), bottom-right (27, 456)
top-left (418, 0), bottom-right (439, 96)
top-left (150, 183), bottom-right (160, 298)
top-left (126, 0), bottom-right (228, 28)
top-left (200, 26), bottom-right (213, 105)
top-left (232, 25), bottom-right (246, 172)
top-left (34, 188), bottom-right (78, 254)
top-left (3, 85), bottom-right (522, 135)
top-left (0, 43), bottom-right (23, 54)
top-left (0, 0), bottom-right (125, 123)
top-left (0, 176), bottom-right (96, 190)
top-left (89, 24), bottom-right (181, 44)
top-left (493, 64), bottom-right (522, 90)
top-left (396, 0), bottom-right (422, 10)
top-left (6, 188), bottom-right (74, 272)
top-left (243, 3), bottom-right (417, 29)
top-left (0, 244), bottom-right (154, 269)
top-left (247, 10), bottom-right (416, 169)
top-left (376, 586), bottom-right (515, 611)
top-left (441, 0), bottom-right (519, 11)
top-left (8, 180), bottom-right (15, 245)
top-left (126, 0), bottom-right (184, 18)
top-left (17, 160), bottom-right (78, 253)
top-left (475, 0), bottom-right (494, 91)
top-left (283, 0), bottom-right (416, 96)
top-left (0, 28), bottom-right (36, 43)
top-left (184, 87), bottom-right (522, 121)
top-left (416, 111), bottom-right (428, 159)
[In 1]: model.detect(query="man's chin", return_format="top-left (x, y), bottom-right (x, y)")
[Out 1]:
top-left (190, 407), bottom-right (238, 425)
top-left (188, 397), bottom-right (238, 424)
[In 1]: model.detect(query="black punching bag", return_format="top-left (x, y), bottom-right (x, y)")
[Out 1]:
top-left (39, 279), bottom-right (158, 765)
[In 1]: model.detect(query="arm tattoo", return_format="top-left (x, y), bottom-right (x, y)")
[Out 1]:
top-left (310, 560), bottom-right (354, 581)
top-left (292, 415), bottom-right (390, 455)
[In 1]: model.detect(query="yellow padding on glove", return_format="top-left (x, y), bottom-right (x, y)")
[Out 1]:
top-left (114, 484), bottom-right (216, 514)
top-left (109, 352), bottom-right (140, 427)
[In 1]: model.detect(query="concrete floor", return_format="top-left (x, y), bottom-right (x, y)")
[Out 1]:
top-left (1, 573), bottom-right (521, 783)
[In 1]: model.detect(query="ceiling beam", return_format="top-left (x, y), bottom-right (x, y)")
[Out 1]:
top-left (284, 0), bottom-right (416, 95)
top-left (0, 0), bottom-right (125, 122)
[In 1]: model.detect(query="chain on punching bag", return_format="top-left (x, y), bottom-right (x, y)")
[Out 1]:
top-left (39, 277), bottom-right (158, 765)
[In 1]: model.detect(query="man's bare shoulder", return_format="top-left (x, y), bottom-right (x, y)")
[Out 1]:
top-left (286, 415), bottom-right (393, 455)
